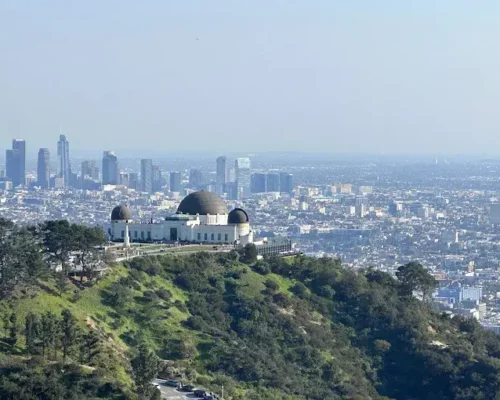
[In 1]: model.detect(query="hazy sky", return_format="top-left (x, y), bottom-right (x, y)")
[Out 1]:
top-left (1, 1), bottom-right (500, 157)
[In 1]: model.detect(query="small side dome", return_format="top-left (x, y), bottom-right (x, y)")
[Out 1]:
top-left (111, 205), bottom-right (132, 221)
top-left (228, 208), bottom-right (249, 224)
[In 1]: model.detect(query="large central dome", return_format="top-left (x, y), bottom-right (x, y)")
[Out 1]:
top-left (177, 191), bottom-right (228, 215)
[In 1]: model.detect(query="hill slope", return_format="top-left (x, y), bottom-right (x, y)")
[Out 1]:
top-left (2, 252), bottom-right (500, 399)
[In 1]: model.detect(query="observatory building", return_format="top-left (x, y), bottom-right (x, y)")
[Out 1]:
top-left (109, 191), bottom-right (253, 245)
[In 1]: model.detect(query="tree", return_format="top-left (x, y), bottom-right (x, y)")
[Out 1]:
top-left (396, 262), bottom-right (438, 301)
top-left (25, 312), bottom-right (40, 355)
top-left (0, 222), bottom-right (47, 299)
top-left (131, 344), bottom-right (160, 398)
top-left (2, 313), bottom-right (9, 337)
top-left (80, 330), bottom-right (100, 364)
top-left (240, 244), bottom-right (258, 264)
top-left (55, 271), bottom-right (68, 296)
top-left (41, 220), bottom-right (76, 276)
top-left (74, 225), bottom-right (107, 282)
top-left (60, 309), bottom-right (77, 361)
top-left (40, 311), bottom-right (58, 358)
top-left (9, 313), bottom-right (17, 347)
top-left (396, 262), bottom-right (438, 300)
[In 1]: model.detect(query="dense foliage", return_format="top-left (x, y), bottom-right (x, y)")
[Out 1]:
top-left (1, 218), bottom-right (500, 399)
top-left (0, 218), bottom-right (107, 300)
top-left (126, 253), bottom-right (500, 400)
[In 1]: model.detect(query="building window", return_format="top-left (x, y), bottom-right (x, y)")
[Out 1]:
top-left (197, 233), bottom-right (201, 241)
top-left (225, 234), bottom-right (228, 242)
top-left (121, 230), bottom-right (124, 238)
top-left (147, 231), bottom-right (151, 240)
top-left (218, 233), bottom-right (221, 241)
top-left (204, 233), bottom-right (208, 241)
top-left (134, 231), bottom-right (138, 238)
top-left (211, 233), bottom-right (214, 241)
top-left (141, 231), bottom-right (144, 240)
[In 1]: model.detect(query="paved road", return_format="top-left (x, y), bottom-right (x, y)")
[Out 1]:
top-left (153, 379), bottom-right (204, 400)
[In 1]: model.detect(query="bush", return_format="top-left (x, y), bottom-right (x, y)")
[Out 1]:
top-left (252, 261), bottom-right (271, 275)
top-left (264, 279), bottom-right (279, 292)
top-left (174, 300), bottom-right (188, 313)
top-left (143, 290), bottom-right (159, 303)
top-left (291, 282), bottom-right (309, 298)
top-left (156, 288), bottom-right (172, 301)
top-left (186, 315), bottom-right (205, 331)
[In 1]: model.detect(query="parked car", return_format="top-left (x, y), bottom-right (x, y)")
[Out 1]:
top-left (164, 379), bottom-right (181, 388)
top-left (194, 389), bottom-right (207, 397)
top-left (180, 384), bottom-right (195, 392)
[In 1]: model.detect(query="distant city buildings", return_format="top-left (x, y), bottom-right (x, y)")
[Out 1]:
top-left (251, 173), bottom-right (267, 193)
top-left (170, 171), bottom-right (181, 192)
top-left (140, 159), bottom-right (153, 193)
top-left (236, 157), bottom-right (251, 199)
top-left (216, 156), bottom-right (227, 194)
top-left (102, 151), bottom-right (119, 185)
top-left (279, 173), bottom-right (294, 194)
top-left (6, 139), bottom-right (26, 187)
top-left (81, 160), bottom-right (99, 180)
top-left (57, 135), bottom-right (71, 187)
top-left (152, 165), bottom-right (163, 192)
top-left (37, 148), bottom-right (50, 189)
top-left (189, 169), bottom-right (204, 189)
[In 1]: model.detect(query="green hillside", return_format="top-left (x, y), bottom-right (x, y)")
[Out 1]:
top-left (2, 233), bottom-right (500, 399)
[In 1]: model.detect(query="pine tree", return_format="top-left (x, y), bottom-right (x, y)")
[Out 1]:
top-left (60, 309), bottom-right (77, 361)
top-left (9, 312), bottom-right (17, 346)
top-left (80, 330), bottom-right (100, 364)
top-left (25, 312), bottom-right (40, 355)
top-left (131, 344), bottom-right (160, 397)
top-left (40, 311), bottom-right (57, 358)
top-left (2, 313), bottom-right (9, 338)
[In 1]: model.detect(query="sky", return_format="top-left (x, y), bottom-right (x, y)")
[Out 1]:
top-left (1, 1), bottom-right (500, 157)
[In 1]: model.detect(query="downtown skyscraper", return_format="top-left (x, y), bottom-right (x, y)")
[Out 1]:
top-left (6, 139), bottom-right (26, 187)
top-left (235, 157), bottom-right (251, 199)
top-left (57, 134), bottom-right (71, 187)
top-left (216, 156), bottom-right (227, 194)
top-left (102, 151), bottom-right (119, 185)
top-left (37, 148), bottom-right (50, 189)
top-left (140, 159), bottom-right (153, 193)
top-left (170, 171), bottom-right (182, 192)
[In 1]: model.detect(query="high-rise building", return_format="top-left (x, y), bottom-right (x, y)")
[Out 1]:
top-left (227, 167), bottom-right (236, 183)
top-left (235, 157), bottom-right (251, 199)
top-left (266, 173), bottom-right (281, 192)
top-left (37, 148), bottom-right (50, 189)
top-left (152, 165), bottom-right (163, 192)
top-left (170, 171), bottom-right (182, 192)
top-left (251, 173), bottom-right (267, 193)
top-left (216, 156), bottom-right (227, 194)
top-left (6, 139), bottom-right (26, 187)
top-left (388, 200), bottom-right (403, 216)
top-left (189, 169), bottom-right (204, 189)
top-left (102, 151), bottom-right (119, 185)
top-left (119, 173), bottom-right (130, 187)
top-left (81, 160), bottom-right (99, 180)
top-left (279, 172), bottom-right (294, 194)
top-left (140, 159), bottom-right (153, 193)
top-left (128, 172), bottom-right (139, 190)
top-left (57, 135), bottom-right (71, 187)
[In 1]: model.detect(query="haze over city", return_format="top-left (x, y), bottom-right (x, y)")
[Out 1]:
top-left (2, 1), bottom-right (500, 155)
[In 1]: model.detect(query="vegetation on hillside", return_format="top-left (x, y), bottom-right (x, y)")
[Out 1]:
top-left (0, 219), bottom-right (500, 399)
